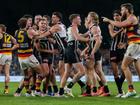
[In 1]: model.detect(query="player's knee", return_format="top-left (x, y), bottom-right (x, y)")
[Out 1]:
top-left (113, 73), bottom-right (118, 78)
top-left (59, 62), bottom-right (64, 69)
top-left (61, 70), bottom-right (67, 78)
top-left (5, 73), bottom-right (10, 77)
top-left (45, 70), bottom-right (50, 76)
top-left (59, 69), bottom-right (64, 76)
top-left (77, 69), bottom-right (85, 77)
top-left (121, 64), bottom-right (127, 72)
top-left (80, 71), bottom-right (85, 77)
top-left (5, 76), bottom-right (10, 82)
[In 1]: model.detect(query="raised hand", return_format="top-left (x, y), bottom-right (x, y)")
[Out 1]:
top-left (102, 17), bottom-right (110, 22)
top-left (50, 25), bottom-right (60, 33)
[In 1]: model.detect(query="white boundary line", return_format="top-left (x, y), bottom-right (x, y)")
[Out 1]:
top-left (0, 76), bottom-right (139, 82)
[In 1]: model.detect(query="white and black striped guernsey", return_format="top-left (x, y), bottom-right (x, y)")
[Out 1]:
top-left (64, 26), bottom-right (80, 63)
top-left (110, 26), bottom-right (127, 51)
top-left (39, 37), bottom-right (54, 57)
top-left (88, 24), bottom-right (102, 53)
top-left (53, 23), bottom-right (67, 53)
top-left (67, 26), bottom-right (79, 49)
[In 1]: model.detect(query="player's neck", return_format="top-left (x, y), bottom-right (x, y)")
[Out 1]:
top-left (126, 13), bottom-right (132, 18)
top-left (115, 19), bottom-right (121, 22)
top-left (53, 21), bottom-right (61, 25)
top-left (89, 22), bottom-right (95, 29)
top-left (0, 32), bottom-right (3, 38)
top-left (57, 21), bottom-right (61, 24)
top-left (39, 29), bottom-right (46, 34)
top-left (72, 23), bottom-right (78, 27)
top-left (20, 28), bottom-right (26, 30)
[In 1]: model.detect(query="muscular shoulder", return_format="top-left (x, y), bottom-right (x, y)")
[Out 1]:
top-left (91, 26), bottom-right (101, 35)
top-left (128, 15), bottom-right (138, 24)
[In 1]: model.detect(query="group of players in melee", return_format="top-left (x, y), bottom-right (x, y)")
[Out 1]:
top-left (0, 3), bottom-right (140, 98)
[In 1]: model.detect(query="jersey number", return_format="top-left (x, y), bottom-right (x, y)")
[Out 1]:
top-left (4, 35), bottom-right (11, 43)
top-left (18, 31), bottom-right (24, 43)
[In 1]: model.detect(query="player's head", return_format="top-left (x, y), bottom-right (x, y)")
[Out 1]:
top-left (18, 18), bottom-right (27, 29)
top-left (69, 14), bottom-right (81, 26)
top-left (32, 24), bottom-right (38, 31)
top-left (87, 12), bottom-right (99, 25)
top-left (52, 12), bottom-right (62, 24)
top-left (121, 3), bottom-right (134, 17)
top-left (23, 14), bottom-right (33, 28)
top-left (34, 14), bottom-right (42, 25)
top-left (43, 15), bottom-right (51, 25)
top-left (38, 19), bottom-right (47, 31)
top-left (0, 24), bottom-right (6, 33)
top-left (113, 10), bottom-right (121, 21)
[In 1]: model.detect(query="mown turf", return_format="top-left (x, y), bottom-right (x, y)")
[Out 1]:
top-left (0, 82), bottom-right (140, 105)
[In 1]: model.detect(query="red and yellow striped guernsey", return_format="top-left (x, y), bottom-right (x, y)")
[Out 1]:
top-left (15, 29), bottom-right (33, 58)
top-left (126, 24), bottom-right (140, 45)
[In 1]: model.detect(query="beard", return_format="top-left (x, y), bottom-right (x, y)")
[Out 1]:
top-left (87, 19), bottom-right (91, 24)
top-left (121, 13), bottom-right (127, 21)
top-left (85, 20), bottom-right (91, 29)
top-left (78, 23), bottom-right (81, 26)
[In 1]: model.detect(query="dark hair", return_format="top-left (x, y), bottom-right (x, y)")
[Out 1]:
top-left (121, 3), bottom-right (134, 13)
top-left (23, 14), bottom-right (33, 19)
top-left (43, 15), bottom-right (51, 23)
top-left (35, 14), bottom-right (42, 17)
top-left (113, 10), bottom-right (121, 16)
top-left (18, 18), bottom-right (27, 28)
top-left (0, 24), bottom-right (6, 32)
top-left (69, 14), bottom-right (80, 23)
top-left (52, 12), bottom-right (62, 21)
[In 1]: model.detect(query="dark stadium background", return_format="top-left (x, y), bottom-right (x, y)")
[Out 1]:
top-left (0, 0), bottom-right (140, 48)
top-left (0, 0), bottom-right (139, 76)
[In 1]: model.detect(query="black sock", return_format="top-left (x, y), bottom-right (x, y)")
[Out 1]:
top-left (93, 87), bottom-right (97, 93)
top-left (53, 85), bottom-right (58, 93)
top-left (42, 82), bottom-right (46, 94)
top-left (98, 81), bottom-right (104, 87)
top-left (42, 85), bottom-right (46, 94)
top-left (15, 88), bottom-right (22, 93)
top-left (5, 86), bottom-right (8, 89)
top-left (43, 88), bottom-right (46, 94)
top-left (86, 85), bottom-right (91, 94)
top-left (104, 85), bottom-right (109, 93)
top-left (48, 86), bottom-right (52, 94)
top-left (59, 88), bottom-right (64, 95)
top-left (120, 74), bottom-right (125, 88)
top-left (115, 77), bottom-right (122, 93)
top-left (77, 80), bottom-right (86, 88)
top-left (67, 82), bottom-right (74, 88)
top-left (31, 85), bottom-right (36, 91)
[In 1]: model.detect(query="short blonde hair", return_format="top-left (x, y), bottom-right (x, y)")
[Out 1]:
top-left (88, 12), bottom-right (99, 24)
top-left (0, 24), bottom-right (6, 32)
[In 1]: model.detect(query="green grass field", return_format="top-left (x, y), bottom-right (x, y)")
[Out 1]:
top-left (0, 82), bottom-right (140, 105)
